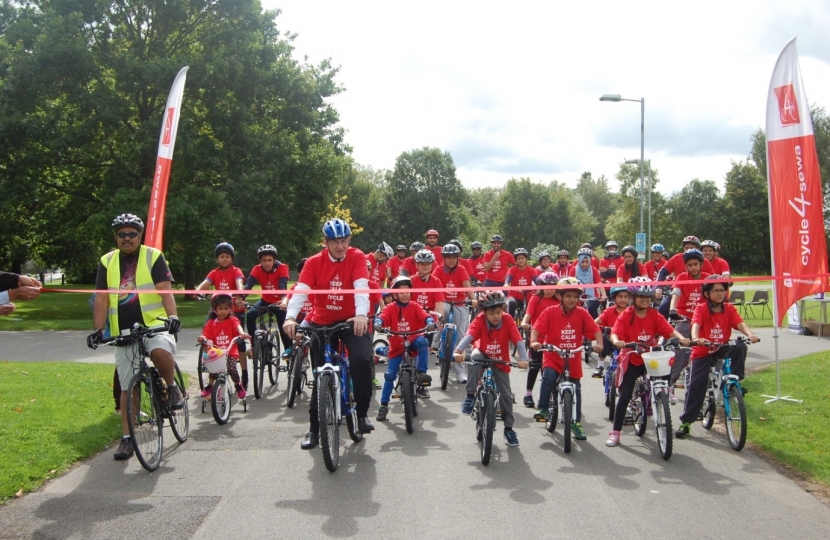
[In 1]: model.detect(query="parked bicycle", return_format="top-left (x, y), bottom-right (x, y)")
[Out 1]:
top-left (380, 326), bottom-right (430, 434)
top-left (101, 320), bottom-right (189, 472)
top-left (698, 337), bottom-right (754, 451)
top-left (464, 354), bottom-right (519, 465)
top-left (304, 322), bottom-right (364, 472)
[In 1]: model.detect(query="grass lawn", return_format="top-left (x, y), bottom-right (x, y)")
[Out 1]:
top-left (0, 362), bottom-right (121, 501)
top-left (0, 284), bottom-right (263, 331)
top-left (743, 351), bottom-right (830, 486)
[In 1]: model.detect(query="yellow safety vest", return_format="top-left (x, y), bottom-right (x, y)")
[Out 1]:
top-left (102, 245), bottom-right (167, 332)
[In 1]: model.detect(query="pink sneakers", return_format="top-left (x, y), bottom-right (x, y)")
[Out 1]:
top-left (236, 386), bottom-right (247, 400)
top-left (200, 388), bottom-right (211, 398)
top-left (606, 431), bottom-right (621, 447)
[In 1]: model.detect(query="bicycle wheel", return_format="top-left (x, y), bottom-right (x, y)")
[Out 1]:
top-left (252, 336), bottom-right (262, 399)
top-left (197, 343), bottom-right (207, 390)
top-left (480, 390), bottom-right (496, 465)
top-left (607, 373), bottom-right (617, 422)
top-left (440, 328), bottom-right (454, 390)
top-left (654, 391), bottom-right (672, 460)
top-left (701, 393), bottom-right (716, 430)
top-left (633, 394), bottom-right (647, 437)
top-left (268, 336), bottom-right (280, 385)
top-left (545, 390), bottom-right (557, 433)
top-left (401, 370), bottom-right (415, 434)
top-left (562, 390), bottom-right (573, 454)
top-left (286, 346), bottom-right (304, 408)
top-left (211, 375), bottom-right (231, 425)
top-left (256, 339), bottom-right (267, 398)
top-left (317, 372), bottom-right (340, 472)
top-left (725, 385), bottom-right (747, 451)
top-left (170, 363), bottom-right (190, 443)
top-left (126, 371), bottom-right (162, 472)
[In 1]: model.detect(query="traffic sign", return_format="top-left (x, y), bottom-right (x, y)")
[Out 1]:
top-left (635, 232), bottom-right (646, 254)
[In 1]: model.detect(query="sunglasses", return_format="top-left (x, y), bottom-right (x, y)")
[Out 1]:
top-left (117, 232), bottom-right (140, 239)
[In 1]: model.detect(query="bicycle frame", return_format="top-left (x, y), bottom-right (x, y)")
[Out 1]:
top-left (309, 322), bottom-right (355, 425)
top-left (539, 344), bottom-right (578, 424)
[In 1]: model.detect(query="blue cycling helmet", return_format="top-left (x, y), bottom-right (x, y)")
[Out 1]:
top-left (609, 286), bottom-right (629, 300)
top-left (682, 248), bottom-right (704, 263)
top-left (322, 218), bottom-right (351, 239)
top-left (650, 243), bottom-right (665, 253)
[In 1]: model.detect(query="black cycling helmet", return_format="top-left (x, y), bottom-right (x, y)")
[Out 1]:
top-left (701, 274), bottom-right (730, 295)
top-left (390, 275), bottom-right (412, 289)
top-left (471, 241), bottom-right (483, 249)
top-left (621, 245), bottom-right (638, 258)
top-left (682, 248), bottom-right (704, 263)
top-left (111, 213), bottom-right (145, 232)
top-left (448, 238), bottom-right (463, 250)
top-left (490, 234), bottom-right (503, 243)
top-left (478, 290), bottom-right (507, 309)
top-left (441, 243), bottom-right (461, 256)
top-left (409, 241), bottom-right (425, 251)
top-left (296, 257), bottom-right (307, 273)
top-left (513, 248), bottom-right (529, 258)
top-left (215, 242), bottom-right (235, 260)
top-left (257, 244), bottom-right (278, 259)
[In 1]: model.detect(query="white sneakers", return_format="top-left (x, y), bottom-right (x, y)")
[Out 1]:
top-left (453, 363), bottom-right (467, 384)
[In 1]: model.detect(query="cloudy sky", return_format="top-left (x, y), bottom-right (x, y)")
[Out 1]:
top-left (263, 1), bottom-right (830, 195)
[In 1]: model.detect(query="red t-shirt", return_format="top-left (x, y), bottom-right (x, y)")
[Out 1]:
top-left (665, 253), bottom-right (715, 276)
top-left (533, 305), bottom-right (599, 377)
top-left (466, 312), bottom-right (522, 372)
top-left (410, 274), bottom-right (445, 312)
top-left (710, 257), bottom-right (731, 275)
top-left (286, 283), bottom-right (313, 320)
top-left (525, 294), bottom-right (560, 323)
top-left (426, 245), bottom-right (444, 266)
top-left (205, 265), bottom-right (245, 313)
top-left (551, 262), bottom-right (571, 276)
top-left (299, 247), bottom-right (369, 325)
top-left (567, 265), bottom-right (604, 298)
top-left (616, 262), bottom-right (647, 282)
top-left (388, 256), bottom-right (407, 278)
top-left (366, 253), bottom-right (388, 286)
top-left (431, 264), bottom-right (470, 304)
top-left (611, 307), bottom-right (675, 366)
top-left (401, 257), bottom-right (417, 277)
top-left (249, 262), bottom-right (289, 304)
top-left (459, 257), bottom-right (475, 277)
top-left (483, 249), bottom-right (515, 283)
top-left (600, 254), bottom-right (623, 276)
top-left (673, 271), bottom-right (711, 318)
top-left (505, 265), bottom-right (540, 300)
top-left (377, 300), bottom-right (432, 357)
top-left (368, 280), bottom-right (383, 315)
top-left (469, 255), bottom-right (486, 282)
top-left (597, 306), bottom-right (625, 330)
top-left (690, 302), bottom-right (744, 359)
top-left (202, 316), bottom-right (244, 358)
top-left (644, 259), bottom-right (667, 280)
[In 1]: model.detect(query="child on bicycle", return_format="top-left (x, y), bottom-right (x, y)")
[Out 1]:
top-left (453, 291), bottom-right (529, 447)
top-left (244, 244), bottom-right (291, 363)
top-left (505, 248), bottom-right (539, 320)
top-left (530, 277), bottom-right (603, 441)
top-left (521, 272), bottom-right (560, 408)
top-left (373, 276), bottom-right (436, 421)
top-left (606, 278), bottom-right (688, 447)
top-left (195, 242), bottom-right (249, 384)
top-left (198, 293), bottom-right (250, 399)
top-left (676, 275), bottom-right (759, 439)
top-left (592, 286), bottom-right (630, 379)
top-left (431, 243), bottom-right (476, 384)
top-left (534, 250), bottom-right (553, 274)
top-left (410, 249), bottom-right (446, 396)
top-left (569, 248), bottom-right (607, 318)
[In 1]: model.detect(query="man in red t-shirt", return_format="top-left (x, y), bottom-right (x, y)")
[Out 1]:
top-left (399, 241), bottom-right (423, 277)
top-left (387, 245), bottom-right (408, 279)
top-left (366, 242), bottom-right (393, 287)
top-left (701, 240), bottom-right (731, 277)
top-left (644, 243), bottom-right (667, 280)
top-left (283, 218), bottom-right (375, 449)
top-left (424, 229), bottom-right (444, 266)
top-left (468, 241), bottom-right (486, 285)
top-left (482, 234), bottom-right (516, 286)
top-left (505, 248), bottom-right (539, 319)
top-left (676, 276), bottom-right (759, 439)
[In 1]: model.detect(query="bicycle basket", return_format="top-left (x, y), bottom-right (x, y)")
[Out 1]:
top-left (202, 346), bottom-right (228, 374)
top-left (642, 351), bottom-right (674, 377)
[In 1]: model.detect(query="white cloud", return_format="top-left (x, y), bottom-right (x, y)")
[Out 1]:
top-left (265, 0), bottom-right (830, 194)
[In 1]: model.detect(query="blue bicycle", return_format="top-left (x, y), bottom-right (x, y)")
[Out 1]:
top-left (300, 322), bottom-right (364, 472)
top-left (437, 304), bottom-right (461, 390)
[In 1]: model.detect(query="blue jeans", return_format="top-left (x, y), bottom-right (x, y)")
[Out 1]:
top-left (380, 335), bottom-right (429, 404)
top-left (537, 367), bottom-right (582, 422)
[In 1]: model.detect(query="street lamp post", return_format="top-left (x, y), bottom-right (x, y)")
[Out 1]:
top-left (626, 158), bottom-right (653, 253)
top-left (600, 94), bottom-right (645, 253)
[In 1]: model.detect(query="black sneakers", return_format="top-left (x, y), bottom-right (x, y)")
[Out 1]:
top-left (114, 437), bottom-right (133, 460)
top-left (167, 385), bottom-right (185, 410)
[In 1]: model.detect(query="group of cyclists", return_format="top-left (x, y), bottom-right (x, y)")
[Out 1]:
top-left (90, 213), bottom-right (760, 460)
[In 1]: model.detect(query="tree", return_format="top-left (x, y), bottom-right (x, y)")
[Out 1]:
top-left (0, 1), bottom-right (350, 283)
top-left (386, 147), bottom-right (468, 243)
top-left (720, 162), bottom-right (770, 273)
top-left (337, 164), bottom-right (394, 254)
top-left (497, 178), bottom-right (554, 251)
top-left (574, 172), bottom-right (617, 247)
top-left (664, 179), bottom-right (724, 248)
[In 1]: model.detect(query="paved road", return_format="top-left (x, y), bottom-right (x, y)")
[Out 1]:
top-left (1, 329), bottom-right (829, 539)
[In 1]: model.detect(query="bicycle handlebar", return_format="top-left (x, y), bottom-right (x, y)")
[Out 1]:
top-left (381, 327), bottom-right (431, 337)
top-left (697, 336), bottom-right (756, 348)
top-left (100, 318), bottom-right (171, 346)
top-left (622, 338), bottom-right (682, 352)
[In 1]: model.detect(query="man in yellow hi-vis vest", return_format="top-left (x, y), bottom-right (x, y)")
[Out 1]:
top-left (88, 213), bottom-right (183, 461)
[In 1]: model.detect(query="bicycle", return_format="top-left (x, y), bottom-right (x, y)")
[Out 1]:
top-left (536, 344), bottom-right (578, 454)
top-left (464, 354), bottom-right (519, 465)
top-left (248, 303), bottom-right (283, 399)
top-left (380, 326), bottom-right (430, 434)
top-left (698, 337), bottom-right (755, 451)
top-left (436, 304), bottom-right (462, 390)
top-left (199, 339), bottom-right (247, 424)
top-left (286, 331), bottom-right (312, 408)
top-left (600, 327), bottom-right (620, 421)
top-left (101, 320), bottom-right (188, 472)
top-left (304, 322), bottom-right (364, 472)
top-left (620, 339), bottom-right (682, 460)
top-left (668, 312), bottom-right (691, 391)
